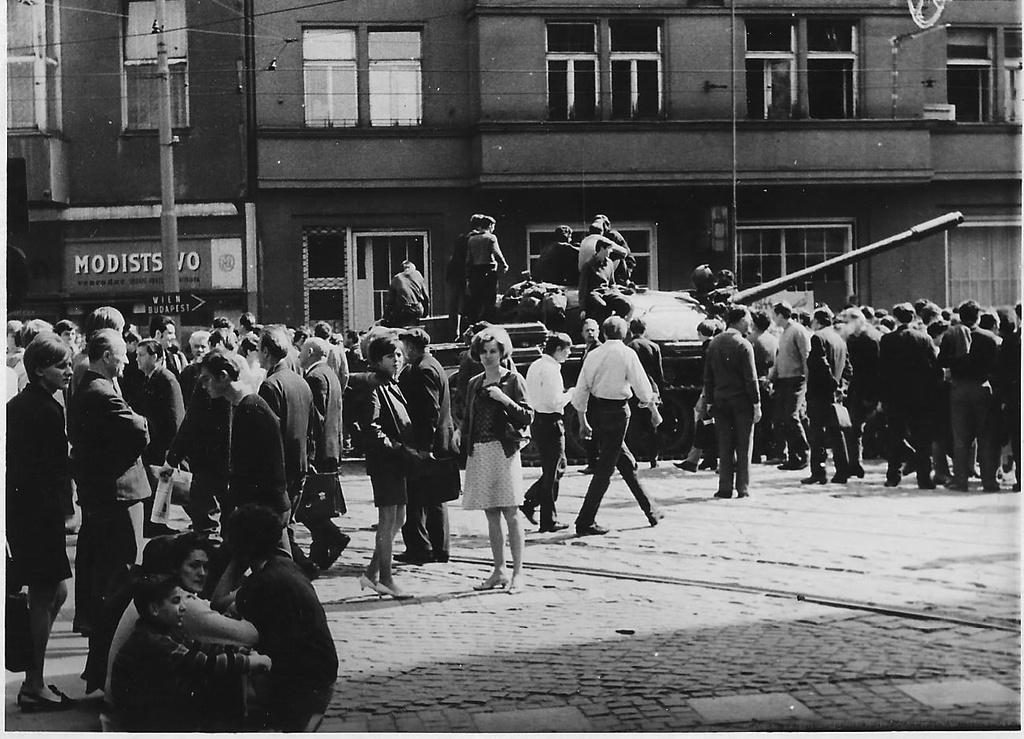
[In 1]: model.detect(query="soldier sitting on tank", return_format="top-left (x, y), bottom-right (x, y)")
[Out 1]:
top-left (579, 239), bottom-right (633, 326)
top-left (381, 260), bottom-right (429, 328)
top-left (533, 226), bottom-right (580, 287)
top-left (578, 218), bottom-right (634, 288)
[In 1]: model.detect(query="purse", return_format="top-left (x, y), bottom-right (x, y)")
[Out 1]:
top-left (831, 402), bottom-right (853, 429)
top-left (6, 590), bottom-right (33, 673)
top-left (294, 467), bottom-right (346, 524)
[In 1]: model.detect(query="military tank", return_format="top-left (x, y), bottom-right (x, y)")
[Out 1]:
top-left (437, 212), bottom-right (963, 462)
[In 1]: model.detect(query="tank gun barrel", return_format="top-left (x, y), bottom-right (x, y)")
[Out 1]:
top-left (731, 211), bottom-right (964, 305)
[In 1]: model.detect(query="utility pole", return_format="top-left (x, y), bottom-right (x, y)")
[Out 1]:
top-left (155, 0), bottom-right (180, 293)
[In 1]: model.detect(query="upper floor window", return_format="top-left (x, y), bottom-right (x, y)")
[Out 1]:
top-left (807, 21), bottom-right (857, 119)
top-left (1004, 30), bottom-right (1022, 122)
top-left (947, 29), bottom-right (993, 122)
top-left (610, 20), bottom-right (662, 119)
top-left (123, 0), bottom-right (188, 130)
top-left (368, 31), bottom-right (422, 126)
top-left (7, 0), bottom-right (61, 130)
top-left (547, 23), bottom-right (598, 120)
top-left (745, 20), bottom-right (795, 120)
top-left (303, 29), bottom-right (357, 127)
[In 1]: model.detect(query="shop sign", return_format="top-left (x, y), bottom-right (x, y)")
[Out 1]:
top-left (136, 293), bottom-right (208, 316)
top-left (65, 238), bottom-right (243, 295)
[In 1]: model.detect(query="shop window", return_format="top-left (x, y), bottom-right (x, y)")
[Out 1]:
top-left (807, 21), bottom-right (857, 119)
top-left (123, 0), bottom-right (188, 130)
top-left (303, 29), bottom-right (357, 127)
top-left (737, 224), bottom-right (852, 295)
top-left (947, 223), bottom-right (1021, 307)
top-left (610, 20), bottom-right (662, 120)
top-left (745, 20), bottom-right (795, 120)
top-left (1005, 29), bottom-right (1022, 122)
top-left (303, 229), bottom-right (348, 323)
top-left (369, 30), bottom-right (422, 126)
top-left (547, 23), bottom-right (598, 121)
top-left (525, 222), bottom-right (656, 288)
top-left (947, 29), bottom-right (993, 122)
top-left (8, 0), bottom-right (61, 130)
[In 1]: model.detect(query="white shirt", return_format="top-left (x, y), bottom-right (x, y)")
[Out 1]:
top-left (525, 354), bottom-right (573, 414)
top-left (571, 339), bottom-right (655, 413)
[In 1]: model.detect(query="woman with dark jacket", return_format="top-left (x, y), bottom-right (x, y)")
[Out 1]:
top-left (7, 332), bottom-right (77, 711)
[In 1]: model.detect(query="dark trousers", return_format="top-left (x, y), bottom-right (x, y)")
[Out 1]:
top-left (628, 399), bottom-right (660, 463)
top-left (402, 483), bottom-right (449, 558)
top-left (185, 471), bottom-right (227, 538)
top-left (950, 381), bottom-right (999, 488)
top-left (523, 413), bottom-right (566, 527)
top-left (76, 501), bottom-right (142, 629)
top-left (713, 396), bottom-right (755, 495)
top-left (753, 386), bottom-right (776, 461)
top-left (885, 400), bottom-right (934, 484)
top-left (575, 398), bottom-right (655, 529)
top-left (583, 289), bottom-right (632, 325)
top-left (775, 376), bottom-right (809, 462)
top-left (464, 265), bottom-right (498, 323)
top-left (842, 395), bottom-right (875, 472)
top-left (807, 397), bottom-right (850, 478)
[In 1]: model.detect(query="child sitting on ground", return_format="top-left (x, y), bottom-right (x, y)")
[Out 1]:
top-left (109, 575), bottom-right (271, 732)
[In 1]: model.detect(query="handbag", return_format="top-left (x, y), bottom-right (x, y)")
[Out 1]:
top-left (294, 467), bottom-right (346, 524)
top-left (831, 402), bottom-right (853, 429)
top-left (6, 590), bottom-right (33, 672)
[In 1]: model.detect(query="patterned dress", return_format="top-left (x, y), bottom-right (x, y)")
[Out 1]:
top-left (462, 373), bottom-right (529, 510)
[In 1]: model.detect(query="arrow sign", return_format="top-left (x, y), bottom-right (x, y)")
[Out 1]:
top-left (137, 293), bottom-right (208, 316)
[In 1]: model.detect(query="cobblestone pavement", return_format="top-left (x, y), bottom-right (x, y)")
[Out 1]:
top-left (6, 458), bottom-right (1020, 732)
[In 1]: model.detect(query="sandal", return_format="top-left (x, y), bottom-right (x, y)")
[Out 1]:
top-left (473, 575), bottom-right (510, 591)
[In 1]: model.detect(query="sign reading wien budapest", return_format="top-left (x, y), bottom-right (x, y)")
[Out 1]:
top-left (65, 238), bottom-right (243, 295)
top-left (139, 293), bottom-right (208, 316)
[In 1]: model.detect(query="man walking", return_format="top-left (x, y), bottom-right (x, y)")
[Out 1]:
top-left (802, 307), bottom-right (852, 485)
top-left (521, 332), bottom-right (574, 532)
top-left (572, 316), bottom-right (663, 536)
top-left (768, 301), bottom-right (810, 470)
top-left (704, 306), bottom-right (762, 498)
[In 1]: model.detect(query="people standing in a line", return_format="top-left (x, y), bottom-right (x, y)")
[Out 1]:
top-left (257, 326), bottom-right (319, 578)
top-left (149, 315), bottom-right (186, 379)
top-left (880, 303), bottom-right (942, 489)
top-left (837, 307), bottom-right (880, 479)
top-left (299, 337), bottom-right (351, 570)
top-left (7, 332), bottom-right (77, 711)
top-left (178, 330), bottom-right (211, 407)
top-left (572, 316), bottom-right (663, 536)
top-left (767, 302), bottom-right (811, 471)
top-left (463, 214), bottom-right (509, 324)
top-left (396, 328), bottom-right (460, 564)
top-left (627, 317), bottom-right (666, 468)
top-left (68, 329), bottom-right (151, 639)
top-left (802, 307), bottom-right (852, 485)
top-left (382, 260), bottom-right (430, 328)
top-left (521, 332), bottom-right (574, 532)
top-left (938, 300), bottom-right (1001, 492)
top-left (456, 326), bottom-right (533, 593)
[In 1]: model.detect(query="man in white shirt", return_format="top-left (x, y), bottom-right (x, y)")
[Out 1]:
top-left (521, 333), bottom-right (574, 532)
top-left (572, 316), bottom-right (664, 536)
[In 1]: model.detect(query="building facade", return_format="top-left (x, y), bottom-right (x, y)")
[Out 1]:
top-left (7, 0), bottom-right (256, 326)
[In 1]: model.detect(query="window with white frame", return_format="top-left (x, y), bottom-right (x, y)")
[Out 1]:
top-left (303, 29), bottom-right (357, 127)
top-left (745, 20), bottom-right (795, 120)
top-left (303, 228), bottom-right (348, 323)
top-left (1004, 29), bottom-right (1022, 122)
top-left (737, 224), bottom-right (852, 294)
top-left (368, 30), bottom-right (422, 126)
top-left (947, 29), bottom-right (993, 122)
top-left (123, 0), bottom-right (188, 129)
top-left (356, 232), bottom-right (428, 320)
top-left (947, 222), bottom-right (1021, 307)
top-left (807, 21), bottom-right (857, 119)
top-left (610, 20), bottom-right (662, 120)
top-left (526, 222), bottom-right (656, 288)
top-left (547, 23), bottom-right (599, 121)
top-left (7, 0), bottom-right (60, 130)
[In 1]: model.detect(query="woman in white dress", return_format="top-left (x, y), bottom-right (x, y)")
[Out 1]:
top-left (454, 326), bottom-right (533, 594)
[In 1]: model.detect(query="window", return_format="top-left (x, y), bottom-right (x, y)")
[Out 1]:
top-left (610, 20), bottom-right (662, 119)
top-left (547, 23), bottom-right (598, 121)
top-left (355, 232), bottom-right (428, 320)
top-left (947, 29), bottom-right (993, 122)
top-left (303, 229), bottom-right (348, 323)
top-left (807, 21), bottom-right (857, 119)
top-left (123, 0), bottom-right (188, 129)
top-left (737, 224), bottom-right (852, 298)
top-left (369, 31), bottom-right (422, 126)
top-left (1005, 30), bottom-right (1022, 122)
top-left (303, 29), bottom-right (357, 127)
top-left (525, 222), bottom-right (657, 288)
top-left (947, 223), bottom-right (1021, 307)
top-left (7, 0), bottom-right (60, 130)
top-left (745, 20), bottom-right (795, 120)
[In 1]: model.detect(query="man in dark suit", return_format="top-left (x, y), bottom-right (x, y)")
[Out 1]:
top-left (259, 325), bottom-right (319, 577)
top-left (703, 306), bottom-right (761, 499)
top-left (803, 307), bottom-right (853, 485)
top-left (533, 225), bottom-right (580, 287)
top-left (396, 328), bottom-right (459, 564)
top-left (177, 329), bottom-right (210, 407)
top-left (134, 339), bottom-right (185, 536)
top-left (68, 329), bottom-right (150, 635)
top-left (300, 338), bottom-right (350, 570)
top-left (149, 315), bottom-right (186, 378)
top-left (881, 303), bottom-right (941, 489)
top-left (627, 317), bottom-right (665, 468)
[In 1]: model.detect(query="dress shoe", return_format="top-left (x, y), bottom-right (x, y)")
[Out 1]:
top-left (884, 478), bottom-right (900, 488)
top-left (917, 478), bottom-right (937, 490)
top-left (713, 490), bottom-right (733, 499)
top-left (763, 457), bottom-right (786, 466)
top-left (519, 505), bottom-right (538, 526)
top-left (736, 491), bottom-right (749, 498)
top-left (831, 473), bottom-right (850, 484)
top-left (432, 551), bottom-right (450, 563)
top-left (944, 482), bottom-right (969, 492)
top-left (778, 459), bottom-right (808, 471)
top-left (539, 522), bottom-right (569, 533)
top-left (359, 575), bottom-right (396, 597)
top-left (394, 551), bottom-right (432, 566)
top-left (850, 465), bottom-right (866, 479)
top-left (645, 509), bottom-right (664, 526)
top-left (575, 523), bottom-right (609, 536)
top-left (800, 475), bottom-right (827, 485)
top-left (675, 460), bottom-right (698, 472)
top-left (698, 459), bottom-right (718, 471)
top-left (933, 473), bottom-right (953, 486)
top-left (17, 686), bottom-right (77, 713)
top-left (579, 466), bottom-right (596, 475)
top-left (473, 574), bottom-right (509, 591)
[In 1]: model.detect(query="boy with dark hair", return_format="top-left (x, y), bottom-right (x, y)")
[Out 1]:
top-left (110, 575), bottom-right (271, 732)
